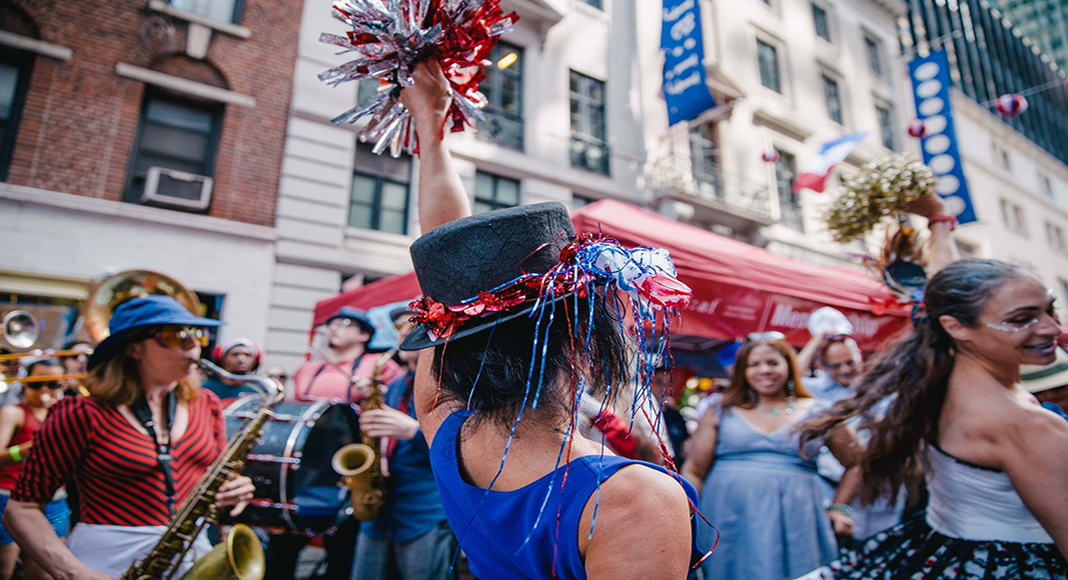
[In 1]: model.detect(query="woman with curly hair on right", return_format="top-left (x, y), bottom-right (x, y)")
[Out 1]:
top-left (800, 259), bottom-right (1068, 579)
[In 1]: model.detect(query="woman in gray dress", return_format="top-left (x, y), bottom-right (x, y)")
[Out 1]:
top-left (682, 336), bottom-right (861, 580)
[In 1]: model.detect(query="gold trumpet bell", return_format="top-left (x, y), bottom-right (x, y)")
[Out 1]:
top-left (179, 524), bottom-right (265, 580)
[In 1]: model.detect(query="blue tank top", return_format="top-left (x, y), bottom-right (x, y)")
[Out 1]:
top-left (429, 410), bottom-right (703, 579)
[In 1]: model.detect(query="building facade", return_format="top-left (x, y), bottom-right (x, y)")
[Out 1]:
top-left (636, 0), bottom-right (912, 266)
top-left (267, 0), bottom-right (649, 370)
top-left (0, 0), bottom-right (300, 349)
top-left (903, 0), bottom-right (1068, 305)
top-left (992, 0), bottom-right (1068, 74)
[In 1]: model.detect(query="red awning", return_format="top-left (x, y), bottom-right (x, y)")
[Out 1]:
top-left (313, 200), bottom-right (909, 350)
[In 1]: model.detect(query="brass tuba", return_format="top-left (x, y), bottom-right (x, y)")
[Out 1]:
top-left (85, 269), bottom-right (203, 343)
top-left (332, 346), bottom-right (398, 521)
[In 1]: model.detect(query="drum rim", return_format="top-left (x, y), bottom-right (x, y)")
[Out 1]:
top-left (279, 400), bottom-right (331, 531)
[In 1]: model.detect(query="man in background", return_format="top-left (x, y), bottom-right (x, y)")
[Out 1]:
top-left (201, 338), bottom-right (262, 404)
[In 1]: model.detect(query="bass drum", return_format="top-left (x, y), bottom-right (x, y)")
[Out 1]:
top-left (224, 398), bottom-right (359, 535)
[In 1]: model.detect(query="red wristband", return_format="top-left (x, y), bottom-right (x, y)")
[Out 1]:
top-left (928, 214), bottom-right (957, 230)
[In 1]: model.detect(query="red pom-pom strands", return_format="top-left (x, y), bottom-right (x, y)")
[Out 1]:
top-left (994, 93), bottom-right (1028, 118)
top-left (319, 0), bottom-right (519, 157)
top-left (408, 234), bottom-right (693, 342)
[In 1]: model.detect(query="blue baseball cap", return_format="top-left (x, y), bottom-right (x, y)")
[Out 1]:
top-left (88, 295), bottom-right (224, 370)
top-left (325, 306), bottom-right (376, 337)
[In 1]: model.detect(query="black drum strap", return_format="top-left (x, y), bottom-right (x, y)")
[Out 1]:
top-left (131, 390), bottom-right (178, 515)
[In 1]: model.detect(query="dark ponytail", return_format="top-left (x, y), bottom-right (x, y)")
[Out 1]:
top-left (799, 259), bottom-right (1026, 504)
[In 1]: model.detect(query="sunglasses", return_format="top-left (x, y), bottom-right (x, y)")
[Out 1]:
top-left (25, 381), bottom-right (64, 390)
top-left (154, 326), bottom-right (210, 349)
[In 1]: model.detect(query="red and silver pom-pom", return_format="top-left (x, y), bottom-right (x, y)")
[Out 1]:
top-left (995, 94), bottom-right (1028, 118)
top-left (907, 119), bottom-right (927, 138)
top-left (319, 0), bottom-right (519, 157)
top-left (761, 149), bottom-right (781, 163)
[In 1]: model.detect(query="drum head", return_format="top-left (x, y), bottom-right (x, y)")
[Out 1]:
top-left (224, 399), bottom-right (359, 534)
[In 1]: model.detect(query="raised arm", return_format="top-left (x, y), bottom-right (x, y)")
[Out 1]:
top-left (399, 60), bottom-right (471, 233)
top-left (906, 195), bottom-right (960, 275)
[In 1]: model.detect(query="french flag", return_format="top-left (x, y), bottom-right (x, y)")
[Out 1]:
top-left (792, 132), bottom-right (869, 193)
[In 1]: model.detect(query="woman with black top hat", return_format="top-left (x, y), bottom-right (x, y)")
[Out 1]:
top-left (2, 295), bottom-right (255, 579)
top-left (395, 62), bottom-right (700, 579)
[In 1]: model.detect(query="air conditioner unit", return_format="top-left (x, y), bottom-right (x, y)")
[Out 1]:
top-left (141, 166), bottom-right (214, 211)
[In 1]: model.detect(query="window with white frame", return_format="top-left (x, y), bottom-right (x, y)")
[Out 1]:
top-left (1047, 221), bottom-right (1068, 254)
top-left (349, 143), bottom-right (412, 235)
top-left (474, 171), bottom-right (520, 214)
top-left (812, 3), bottom-right (831, 42)
top-left (864, 34), bottom-right (884, 77)
top-left (822, 74), bottom-right (844, 124)
top-left (1040, 173), bottom-right (1054, 197)
top-left (0, 48), bottom-right (32, 182)
top-left (479, 42), bottom-right (524, 150)
top-left (569, 71), bottom-right (609, 175)
top-left (170, 0), bottom-right (244, 24)
top-left (757, 39), bottom-right (781, 93)
top-left (1000, 198), bottom-right (1026, 236)
top-left (775, 150), bottom-right (802, 231)
top-left (876, 104), bottom-right (895, 150)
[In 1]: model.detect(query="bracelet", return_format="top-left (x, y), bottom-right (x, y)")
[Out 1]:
top-left (927, 214), bottom-right (958, 231)
top-left (827, 503), bottom-right (853, 517)
top-left (9, 445), bottom-right (21, 463)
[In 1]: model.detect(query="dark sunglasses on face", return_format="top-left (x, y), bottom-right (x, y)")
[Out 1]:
top-left (746, 331), bottom-right (786, 342)
top-left (154, 326), bottom-right (210, 349)
top-left (25, 381), bottom-right (64, 390)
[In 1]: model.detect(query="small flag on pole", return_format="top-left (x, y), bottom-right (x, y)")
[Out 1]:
top-left (793, 133), bottom-right (868, 193)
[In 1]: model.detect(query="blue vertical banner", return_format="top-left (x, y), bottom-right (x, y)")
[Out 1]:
top-left (661, 0), bottom-right (716, 126)
top-left (908, 50), bottom-right (977, 224)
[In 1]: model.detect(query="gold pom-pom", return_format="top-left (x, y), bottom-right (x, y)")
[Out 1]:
top-left (824, 154), bottom-right (937, 243)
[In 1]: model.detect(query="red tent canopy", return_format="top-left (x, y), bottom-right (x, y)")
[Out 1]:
top-left (313, 200), bottom-right (909, 350)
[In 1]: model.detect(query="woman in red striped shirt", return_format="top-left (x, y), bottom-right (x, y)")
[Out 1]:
top-left (3, 296), bottom-right (255, 579)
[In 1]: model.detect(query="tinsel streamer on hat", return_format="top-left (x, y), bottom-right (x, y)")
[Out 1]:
top-left (824, 154), bottom-right (937, 244)
top-left (319, 0), bottom-right (519, 157)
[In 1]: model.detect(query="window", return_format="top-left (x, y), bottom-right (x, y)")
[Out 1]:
top-left (993, 143), bottom-right (1012, 172)
top-left (571, 194), bottom-right (596, 209)
top-left (812, 4), bottom-right (831, 42)
top-left (1047, 221), bottom-right (1068, 254)
top-left (876, 105), bottom-right (895, 150)
top-left (1000, 198), bottom-right (1026, 236)
top-left (864, 35), bottom-right (883, 77)
top-left (1060, 279), bottom-right (1068, 313)
top-left (1040, 173), bottom-right (1054, 198)
top-left (823, 74), bottom-right (843, 124)
top-left (0, 49), bottom-right (32, 182)
top-left (580, 0), bottom-right (602, 8)
top-left (775, 150), bottom-right (803, 230)
top-left (757, 40), bottom-right (781, 93)
top-left (689, 122), bottom-right (722, 198)
top-left (569, 71), bottom-right (609, 175)
top-left (349, 143), bottom-right (411, 234)
top-left (474, 171), bottom-right (520, 214)
top-left (125, 90), bottom-right (222, 204)
top-left (479, 42), bottom-right (524, 150)
top-left (170, 0), bottom-right (244, 24)
top-left (357, 78), bottom-right (383, 105)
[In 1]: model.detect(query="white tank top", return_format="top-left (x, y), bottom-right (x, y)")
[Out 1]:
top-left (925, 445), bottom-right (1053, 544)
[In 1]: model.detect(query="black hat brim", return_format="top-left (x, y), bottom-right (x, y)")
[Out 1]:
top-left (86, 326), bottom-right (143, 370)
top-left (400, 292), bottom-right (574, 351)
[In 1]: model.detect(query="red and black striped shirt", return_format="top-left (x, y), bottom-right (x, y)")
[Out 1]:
top-left (12, 391), bottom-right (227, 527)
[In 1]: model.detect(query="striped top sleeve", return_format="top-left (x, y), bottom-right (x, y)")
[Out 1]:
top-left (13, 396), bottom-right (97, 504)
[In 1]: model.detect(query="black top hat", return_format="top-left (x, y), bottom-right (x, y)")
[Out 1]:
top-left (401, 202), bottom-right (576, 351)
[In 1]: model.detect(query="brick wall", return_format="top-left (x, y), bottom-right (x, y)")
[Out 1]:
top-left (1, 0), bottom-right (302, 227)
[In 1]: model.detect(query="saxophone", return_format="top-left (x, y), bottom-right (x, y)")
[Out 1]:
top-left (331, 346), bottom-right (397, 521)
top-left (122, 360), bottom-right (283, 580)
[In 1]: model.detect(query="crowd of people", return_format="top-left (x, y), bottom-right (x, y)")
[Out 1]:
top-left (0, 61), bottom-right (1063, 580)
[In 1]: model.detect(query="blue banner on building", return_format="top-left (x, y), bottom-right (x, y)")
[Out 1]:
top-left (908, 50), bottom-right (977, 224)
top-left (661, 0), bottom-right (715, 126)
